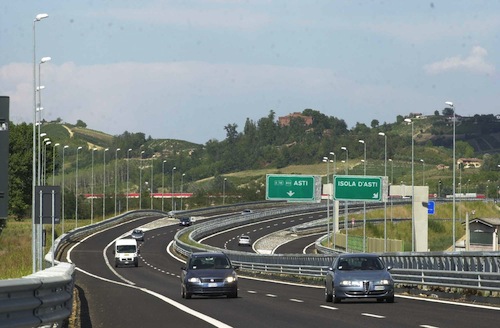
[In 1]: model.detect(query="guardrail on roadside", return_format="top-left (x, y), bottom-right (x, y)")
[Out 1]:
top-left (173, 205), bottom-right (500, 293)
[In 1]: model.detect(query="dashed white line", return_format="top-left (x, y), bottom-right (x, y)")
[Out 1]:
top-left (266, 294), bottom-right (277, 298)
top-left (289, 299), bottom-right (304, 303)
top-left (320, 305), bottom-right (338, 311)
top-left (420, 325), bottom-right (439, 328)
top-left (362, 313), bottom-right (385, 319)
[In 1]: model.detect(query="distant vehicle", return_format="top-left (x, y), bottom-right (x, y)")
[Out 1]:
top-left (131, 229), bottom-right (145, 242)
top-left (241, 209), bottom-right (253, 214)
top-left (179, 217), bottom-right (192, 226)
top-left (238, 235), bottom-right (252, 246)
top-left (324, 253), bottom-right (394, 303)
top-left (180, 252), bottom-right (238, 299)
top-left (114, 239), bottom-right (139, 267)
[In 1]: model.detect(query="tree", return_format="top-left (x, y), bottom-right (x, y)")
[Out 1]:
top-left (75, 119), bottom-right (87, 128)
top-left (371, 119), bottom-right (379, 128)
top-left (442, 107), bottom-right (454, 116)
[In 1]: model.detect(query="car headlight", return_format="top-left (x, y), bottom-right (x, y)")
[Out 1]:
top-left (225, 274), bottom-right (237, 283)
top-left (376, 279), bottom-right (391, 285)
top-left (188, 277), bottom-right (201, 283)
top-left (340, 280), bottom-right (362, 287)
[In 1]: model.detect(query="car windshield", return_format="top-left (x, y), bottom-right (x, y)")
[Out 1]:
top-left (133, 230), bottom-right (142, 234)
top-left (337, 257), bottom-right (384, 271)
top-left (117, 245), bottom-right (136, 253)
top-left (190, 256), bottom-right (230, 270)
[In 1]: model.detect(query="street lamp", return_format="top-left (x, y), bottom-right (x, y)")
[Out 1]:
top-left (139, 150), bottom-right (144, 209)
top-left (341, 146), bottom-right (349, 251)
top-left (358, 139), bottom-right (367, 252)
top-left (126, 148), bottom-right (132, 211)
top-left (62, 145), bottom-right (69, 234)
top-left (322, 156), bottom-right (333, 247)
top-left (52, 143), bottom-right (60, 185)
top-left (445, 101), bottom-right (456, 251)
top-left (222, 177), bottom-right (227, 205)
top-left (420, 159), bottom-right (425, 186)
top-left (379, 132), bottom-right (388, 252)
top-left (115, 148), bottom-right (121, 215)
top-left (37, 57), bottom-right (50, 185)
top-left (91, 148), bottom-right (97, 224)
top-left (404, 118), bottom-right (415, 252)
top-left (329, 151), bottom-right (336, 249)
top-left (162, 160), bottom-right (166, 212)
top-left (32, 12), bottom-right (49, 272)
top-left (43, 139), bottom-right (51, 185)
top-left (75, 146), bottom-right (83, 229)
top-left (171, 167), bottom-right (176, 210)
top-left (103, 148), bottom-right (109, 220)
top-left (181, 173), bottom-right (186, 210)
top-left (150, 157), bottom-right (154, 210)
top-left (389, 158), bottom-right (394, 224)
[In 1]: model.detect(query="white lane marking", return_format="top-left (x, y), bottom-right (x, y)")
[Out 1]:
top-left (266, 294), bottom-right (277, 298)
top-left (397, 294), bottom-right (500, 311)
top-left (320, 305), bottom-right (338, 310)
top-left (362, 313), bottom-right (385, 319)
top-left (290, 299), bottom-right (304, 303)
top-left (247, 290), bottom-right (257, 294)
top-left (420, 325), bottom-right (440, 328)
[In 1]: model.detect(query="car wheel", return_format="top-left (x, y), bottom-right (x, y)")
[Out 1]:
top-left (386, 296), bottom-right (395, 303)
top-left (134, 259), bottom-right (139, 267)
top-left (332, 288), bottom-right (341, 303)
top-left (228, 289), bottom-right (238, 298)
top-left (185, 291), bottom-right (192, 299)
top-left (324, 285), bottom-right (333, 302)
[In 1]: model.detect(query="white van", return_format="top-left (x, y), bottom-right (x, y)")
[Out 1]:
top-left (114, 238), bottom-right (139, 267)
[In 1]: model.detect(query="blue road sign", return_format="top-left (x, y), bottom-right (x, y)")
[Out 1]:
top-left (428, 201), bottom-right (435, 215)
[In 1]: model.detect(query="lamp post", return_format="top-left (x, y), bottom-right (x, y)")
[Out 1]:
top-left (52, 143), bottom-right (59, 185)
top-left (150, 157), bottom-right (154, 209)
top-left (91, 148), bottom-right (97, 224)
top-left (103, 148), bottom-right (109, 220)
top-left (379, 132), bottom-right (388, 252)
top-left (62, 145), bottom-right (68, 234)
top-left (329, 151), bottom-right (336, 249)
top-left (181, 173), bottom-right (186, 210)
top-left (114, 148), bottom-right (121, 215)
top-left (222, 177), bottom-right (227, 205)
top-left (341, 146), bottom-right (349, 251)
top-left (404, 118), bottom-right (415, 252)
top-left (358, 139), bottom-right (367, 252)
top-left (126, 148), bottom-right (132, 211)
top-left (322, 156), bottom-right (332, 247)
top-left (445, 101), bottom-right (456, 251)
top-left (32, 13), bottom-right (48, 272)
top-left (171, 167), bottom-right (176, 210)
top-left (139, 150), bottom-right (144, 209)
top-left (420, 159), bottom-right (425, 186)
top-left (162, 160), bottom-right (166, 212)
top-left (43, 140), bottom-right (51, 185)
top-left (75, 146), bottom-right (83, 229)
top-left (37, 57), bottom-right (50, 187)
top-left (389, 158), bottom-right (393, 224)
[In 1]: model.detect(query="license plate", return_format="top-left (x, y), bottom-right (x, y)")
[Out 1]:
top-left (208, 283), bottom-right (218, 287)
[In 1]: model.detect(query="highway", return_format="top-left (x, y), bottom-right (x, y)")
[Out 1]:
top-left (66, 213), bottom-right (500, 327)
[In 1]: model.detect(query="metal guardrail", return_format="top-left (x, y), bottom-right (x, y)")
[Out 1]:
top-left (174, 205), bottom-right (500, 293)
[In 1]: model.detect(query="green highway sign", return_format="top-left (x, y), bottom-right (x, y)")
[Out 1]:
top-left (333, 175), bottom-right (387, 202)
top-left (266, 174), bottom-right (321, 202)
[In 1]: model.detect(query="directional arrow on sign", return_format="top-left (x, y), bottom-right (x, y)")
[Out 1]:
top-left (287, 191), bottom-right (295, 197)
top-left (372, 193), bottom-right (379, 199)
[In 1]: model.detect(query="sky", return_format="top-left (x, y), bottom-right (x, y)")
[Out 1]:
top-left (1, 1), bottom-right (499, 144)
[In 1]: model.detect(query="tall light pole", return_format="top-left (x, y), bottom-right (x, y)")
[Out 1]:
top-left (162, 160), bottom-right (166, 212)
top-left (75, 146), bottom-right (83, 229)
top-left (43, 140), bottom-right (51, 185)
top-left (32, 13), bottom-right (48, 272)
top-left (51, 143), bottom-right (60, 185)
top-left (389, 158), bottom-right (394, 224)
top-left (341, 146), bottom-right (349, 251)
top-left (358, 139), bottom-right (367, 252)
top-left (329, 151), bottom-right (336, 249)
top-left (91, 148), bottom-right (97, 224)
top-left (222, 177), bottom-right (227, 205)
top-left (404, 118), bottom-right (415, 252)
top-left (379, 132), bottom-right (388, 252)
top-left (37, 57), bottom-right (50, 187)
top-left (115, 148), bottom-right (120, 215)
top-left (126, 148), bottom-right (132, 211)
top-left (171, 167), bottom-right (176, 210)
top-left (181, 173), bottom-right (186, 209)
top-left (62, 145), bottom-right (68, 234)
top-left (446, 101), bottom-right (456, 251)
top-left (150, 157), bottom-right (154, 209)
top-left (103, 148), bottom-right (109, 220)
top-left (322, 156), bottom-right (332, 247)
top-left (420, 159), bottom-right (425, 186)
top-left (139, 150), bottom-right (144, 209)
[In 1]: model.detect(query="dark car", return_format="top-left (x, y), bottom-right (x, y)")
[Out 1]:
top-left (179, 217), bottom-right (192, 226)
top-left (130, 229), bottom-right (144, 242)
top-left (181, 252), bottom-right (238, 299)
top-left (324, 253), bottom-right (394, 303)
